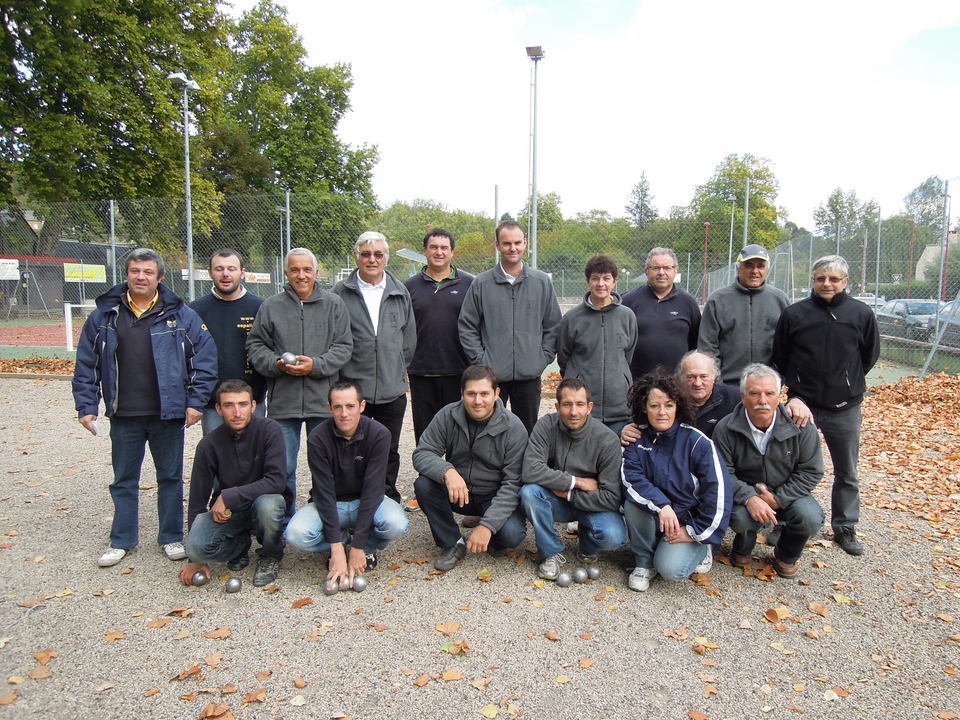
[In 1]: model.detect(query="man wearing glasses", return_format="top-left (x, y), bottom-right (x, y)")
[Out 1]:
top-left (332, 231), bottom-right (417, 504)
top-left (621, 247), bottom-right (701, 380)
top-left (771, 255), bottom-right (879, 557)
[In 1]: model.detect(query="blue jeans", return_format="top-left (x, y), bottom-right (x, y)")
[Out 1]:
top-left (520, 484), bottom-right (627, 558)
top-left (812, 404), bottom-right (862, 532)
top-left (623, 502), bottom-right (709, 581)
top-left (413, 474), bottom-right (527, 551)
top-left (730, 494), bottom-right (824, 564)
top-left (275, 417), bottom-right (326, 520)
top-left (201, 403), bottom-right (266, 435)
top-left (108, 416), bottom-right (185, 549)
top-left (186, 495), bottom-right (286, 562)
top-left (284, 498), bottom-right (408, 552)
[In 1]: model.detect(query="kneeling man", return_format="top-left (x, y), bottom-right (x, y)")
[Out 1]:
top-left (413, 365), bottom-right (528, 572)
top-left (284, 381), bottom-right (408, 587)
top-left (712, 364), bottom-right (824, 578)
top-left (521, 379), bottom-right (627, 579)
top-left (179, 380), bottom-right (288, 587)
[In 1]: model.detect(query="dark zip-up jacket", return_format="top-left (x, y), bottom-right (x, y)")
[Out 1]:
top-left (557, 292), bottom-right (637, 423)
top-left (522, 413), bottom-right (623, 513)
top-left (405, 267), bottom-right (475, 376)
top-left (621, 283), bottom-right (701, 379)
top-left (246, 283), bottom-right (353, 420)
top-left (332, 269), bottom-right (416, 404)
top-left (695, 383), bottom-right (740, 438)
top-left (412, 399), bottom-right (527, 533)
top-left (72, 282), bottom-right (217, 420)
top-left (712, 403), bottom-right (824, 508)
top-left (771, 291), bottom-right (879, 410)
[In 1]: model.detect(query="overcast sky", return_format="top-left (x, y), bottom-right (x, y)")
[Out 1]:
top-left (227, 0), bottom-right (960, 229)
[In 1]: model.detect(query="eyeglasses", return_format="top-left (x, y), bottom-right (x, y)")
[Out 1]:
top-left (359, 251), bottom-right (385, 260)
top-left (647, 265), bottom-right (676, 272)
top-left (813, 275), bottom-right (847, 283)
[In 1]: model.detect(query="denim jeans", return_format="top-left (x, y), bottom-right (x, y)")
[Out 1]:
top-left (201, 402), bottom-right (266, 435)
top-left (275, 417), bottom-right (326, 520)
top-left (812, 404), bottom-right (862, 531)
top-left (623, 502), bottom-right (709, 581)
top-left (519, 483), bottom-right (627, 558)
top-left (284, 498), bottom-right (408, 553)
top-left (185, 494), bottom-right (286, 562)
top-left (108, 416), bottom-right (185, 549)
top-left (730, 494), bottom-right (824, 563)
top-left (413, 474), bottom-right (527, 550)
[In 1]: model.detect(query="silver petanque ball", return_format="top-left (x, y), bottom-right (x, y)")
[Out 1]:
top-left (280, 352), bottom-right (299, 365)
top-left (191, 570), bottom-right (209, 587)
top-left (322, 579), bottom-right (339, 596)
top-left (586, 565), bottom-right (601, 580)
top-left (572, 567), bottom-right (589, 584)
top-left (351, 575), bottom-right (368, 592)
top-left (555, 572), bottom-right (573, 587)
top-left (224, 577), bottom-right (242, 593)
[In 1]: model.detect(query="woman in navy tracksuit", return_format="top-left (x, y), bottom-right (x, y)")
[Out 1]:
top-left (621, 371), bottom-right (730, 592)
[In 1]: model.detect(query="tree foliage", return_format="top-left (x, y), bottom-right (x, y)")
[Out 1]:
top-left (691, 154), bottom-right (780, 249)
top-left (904, 175), bottom-right (945, 229)
top-left (625, 172), bottom-right (658, 229)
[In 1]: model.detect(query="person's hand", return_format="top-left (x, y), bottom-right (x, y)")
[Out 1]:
top-left (326, 543), bottom-right (348, 585)
top-left (444, 469), bottom-right (469, 507)
top-left (574, 476), bottom-right (598, 492)
top-left (757, 486), bottom-right (780, 510)
top-left (185, 408), bottom-right (202, 427)
top-left (79, 414), bottom-right (98, 435)
top-left (620, 422), bottom-right (641, 447)
top-left (784, 397), bottom-right (812, 427)
top-left (211, 495), bottom-right (231, 523)
top-left (279, 355), bottom-right (314, 376)
top-left (179, 562), bottom-right (210, 586)
top-left (658, 505), bottom-right (680, 535)
top-left (665, 525), bottom-right (693, 544)
top-left (551, 488), bottom-right (568, 499)
top-left (346, 546), bottom-right (368, 583)
top-left (746, 495), bottom-right (777, 523)
top-left (466, 524), bottom-right (492, 553)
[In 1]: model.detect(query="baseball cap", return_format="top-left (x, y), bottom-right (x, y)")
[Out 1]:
top-left (737, 244), bottom-right (769, 262)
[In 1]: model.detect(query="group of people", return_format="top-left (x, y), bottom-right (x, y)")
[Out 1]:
top-left (71, 220), bottom-right (879, 593)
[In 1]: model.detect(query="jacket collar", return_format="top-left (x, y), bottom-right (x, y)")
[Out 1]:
top-left (97, 281), bottom-right (182, 315)
top-left (725, 402), bottom-right (799, 441)
top-left (452, 398), bottom-right (510, 436)
top-left (809, 289), bottom-right (849, 309)
top-left (493, 262), bottom-right (528, 284)
top-left (283, 282), bottom-right (324, 304)
top-left (343, 268), bottom-right (405, 296)
top-left (582, 291), bottom-right (623, 311)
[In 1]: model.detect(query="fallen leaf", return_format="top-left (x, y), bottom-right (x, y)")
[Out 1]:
top-left (291, 597), bottom-right (313, 609)
top-left (171, 664), bottom-right (202, 681)
top-left (832, 593), bottom-right (851, 604)
top-left (412, 674), bottom-right (430, 687)
top-left (173, 629), bottom-right (191, 640)
top-left (26, 666), bottom-right (52, 680)
top-left (555, 675), bottom-right (570, 684)
top-left (0, 691), bottom-right (17, 705)
top-left (471, 677), bottom-right (492, 690)
top-left (579, 632), bottom-right (593, 640)
top-left (793, 684), bottom-right (807, 692)
top-left (167, 607), bottom-right (195, 618)
top-left (96, 682), bottom-right (116, 693)
top-left (204, 653), bottom-right (223, 669)
top-left (934, 712), bottom-right (959, 720)
top-left (182, 693), bottom-right (198, 701)
top-left (477, 569), bottom-right (492, 583)
top-left (578, 658), bottom-right (595, 668)
top-left (544, 631), bottom-right (561, 642)
top-left (255, 670), bottom-right (272, 682)
top-left (7, 677), bottom-right (23, 685)
top-left (202, 627), bottom-right (231, 639)
top-left (197, 702), bottom-right (235, 719)
top-left (831, 686), bottom-right (851, 698)
top-left (103, 630), bottom-right (125, 643)
top-left (242, 689), bottom-right (266, 703)
top-left (702, 684), bottom-right (719, 696)
top-left (935, 613), bottom-right (955, 623)
top-left (262, 584), bottom-right (280, 594)
top-left (289, 695), bottom-right (306, 706)
top-left (764, 606), bottom-right (793, 622)
top-left (435, 621), bottom-right (461, 636)
top-left (144, 688), bottom-right (159, 697)
top-left (808, 602), bottom-right (829, 618)
top-left (147, 618), bottom-right (173, 629)
top-left (480, 703), bottom-right (499, 719)
top-left (120, 567), bottom-right (133, 575)
top-left (33, 648), bottom-right (58, 665)
top-left (220, 684), bottom-right (237, 695)
top-left (369, 623), bottom-right (388, 633)
top-left (441, 668), bottom-right (463, 682)
top-left (687, 712), bottom-right (708, 720)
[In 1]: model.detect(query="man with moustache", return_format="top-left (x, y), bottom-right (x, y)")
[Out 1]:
top-left (712, 364), bottom-right (824, 578)
top-left (191, 249), bottom-right (266, 434)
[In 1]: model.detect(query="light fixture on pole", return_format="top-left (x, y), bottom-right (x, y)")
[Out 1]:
top-left (526, 45), bottom-right (544, 269)
top-left (168, 71), bottom-right (200, 301)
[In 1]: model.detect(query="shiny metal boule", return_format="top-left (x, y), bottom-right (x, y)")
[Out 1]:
top-left (586, 565), bottom-right (601, 580)
top-left (555, 572), bottom-right (573, 587)
top-left (572, 567), bottom-right (589, 584)
top-left (280, 352), bottom-right (299, 365)
top-left (191, 570), bottom-right (209, 587)
top-left (224, 577), bottom-right (242, 593)
top-left (351, 575), bottom-right (367, 592)
top-left (322, 580), bottom-right (339, 596)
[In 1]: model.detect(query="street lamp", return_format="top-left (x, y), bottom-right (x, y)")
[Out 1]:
top-left (906, 218), bottom-right (916, 299)
top-left (526, 45), bottom-right (544, 269)
top-left (702, 222), bottom-right (711, 304)
top-left (168, 71), bottom-right (200, 301)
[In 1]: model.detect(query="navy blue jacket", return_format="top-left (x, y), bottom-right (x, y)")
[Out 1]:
top-left (621, 284), bottom-right (701, 379)
top-left (72, 282), bottom-right (217, 420)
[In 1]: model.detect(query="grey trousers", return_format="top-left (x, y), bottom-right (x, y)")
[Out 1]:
top-left (812, 404), bottom-right (862, 531)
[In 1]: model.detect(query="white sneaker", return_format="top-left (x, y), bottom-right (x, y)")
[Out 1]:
top-left (566, 521), bottom-right (579, 535)
top-left (692, 547), bottom-right (713, 575)
top-left (628, 567), bottom-right (657, 592)
top-left (162, 542), bottom-right (187, 561)
top-left (537, 553), bottom-right (566, 580)
top-left (98, 548), bottom-right (127, 567)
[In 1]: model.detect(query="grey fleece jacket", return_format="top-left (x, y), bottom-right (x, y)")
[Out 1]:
top-left (698, 281), bottom-right (788, 384)
top-left (712, 403), bottom-right (823, 509)
top-left (556, 293), bottom-right (637, 423)
top-left (245, 284), bottom-right (353, 420)
top-left (521, 413), bottom-right (623, 513)
top-left (332, 269), bottom-right (417, 404)
top-left (412, 399), bottom-right (527, 533)
top-left (458, 263), bottom-right (561, 382)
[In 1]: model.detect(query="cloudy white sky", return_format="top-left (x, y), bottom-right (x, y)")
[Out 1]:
top-left (227, 0), bottom-right (960, 229)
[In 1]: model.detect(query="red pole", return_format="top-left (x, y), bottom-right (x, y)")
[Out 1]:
top-left (906, 218), bottom-right (915, 299)
top-left (702, 222), bottom-right (711, 305)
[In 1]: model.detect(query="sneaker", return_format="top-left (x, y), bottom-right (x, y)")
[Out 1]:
top-left (833, 527), bottom-right (864, 556)
top-left (577, 551), bottom-right (598, 565)
top-left (628, 567), bottom-right (657, 592)
top-left (227, 552), bottom-right (250, 572)
top-left (365, 552), bottom-right (378, 572)
top-left (433, 541), bottom-right (466, 572)
top-left (97, 548), bottom-right (127, 567)
top-left (538, 553), bottom-right (567, 580)
top-left (162, 542), bottom-right (187, 561)
top-left (253, 557), bottom-right (280, 587)
top-left (692, 547), bottom-right (713, 574)
top-left (565, 521), bottom-right (579, 535)
top-left (403, 497), bottom-right (420, 512)
top-left (461, 515), bottom-right (482, 528)
top-left (764, 523), bottom-right (783, 547)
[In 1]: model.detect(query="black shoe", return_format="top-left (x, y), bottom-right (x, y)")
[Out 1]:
top-left (227, 552), bottom-right (250, 572)
top-left (365, 552), bottom-right (378, 572)
top-left (253, 557), bottom-right (280, 586)
top-left (833, 528), bottom-right (864, 556)
top-left (764, 524), bottom-right (783, 547)
top-left (433, 542), bottom-right (466, 572)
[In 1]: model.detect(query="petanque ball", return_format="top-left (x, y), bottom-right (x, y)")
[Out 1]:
top-left (351, 575), bottom-right (367, 592)
top-left (224, 577), bottom-right (242, 593)
top-left (555, 572), bottom-right (573, 587)
top-left (191, 570), bottom-right (209, 587)
top-left (280, 352), bottom-right (299, 365)
top-left (572, 567), bottom-right (589, 584)
top-left (586, 565), bottom-right (601, 580)
top-left (322, 580), bottom-right (339, 596)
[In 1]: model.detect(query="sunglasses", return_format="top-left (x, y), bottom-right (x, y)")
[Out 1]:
top-left (359, 251), bottom-right (385, 260)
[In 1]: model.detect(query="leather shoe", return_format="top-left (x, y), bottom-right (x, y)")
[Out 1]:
top-left (833, 528), bottom-right (864, 556)
top-left (731, 553), bottom-right (752, 568)
top-left (434, 542), bottom-right (466, 572)
top-left (772, 555), bottom-right (799, 578)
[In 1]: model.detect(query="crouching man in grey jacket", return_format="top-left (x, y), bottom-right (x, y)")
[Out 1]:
top-left (413, 365), bottom-right (528, 572)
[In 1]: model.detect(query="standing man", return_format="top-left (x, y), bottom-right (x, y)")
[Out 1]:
top-left (413, 365), bottom-right (528, 572)
top-left (404, 228), bottom-right (475, 444)
top-left (179, 380), bottom-right (288, 587)
top-left (621, 247), bottom-right (700, 380)
top-left (246, 247), bottom-right (353, 519)
top-left (284, 381), bottom-right (408, 586)
top-left (771, 255), bottom-right (879, 556)
top-left (332, 231), bottom-right (416, 504)
top-left (520, 378), bottom-right (627, 579)
top-left (73, 247), bottom-right (217, 567)
top-left (698, 244), bottom-right (789, 385)
top-left (458, 221), bottom-right (561, 433)
top-left (190, 248), bottom-right (266, 434)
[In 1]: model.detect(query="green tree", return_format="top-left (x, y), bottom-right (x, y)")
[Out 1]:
top-left (904, 175), bottom-right (945, 229)
top-left (691, 154), bottom-right (780, 249)
top-left (625, 172), bottom-right (658, 229)
top-left (518, 192), bottom-right (563, 236)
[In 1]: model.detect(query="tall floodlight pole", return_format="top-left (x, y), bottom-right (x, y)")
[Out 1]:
top-left (526, 46), bottom-right (544, 269)
top-left (168, 71), bottom-right (201, 301)
top-left (702, 222), bottom-right (711, 304)
top-left (937, 181), bottom-right (951, 303)
top-left (873, 208), bottom-right (882, 298)
top-left (726, 195), bottom-right (736, 285)
top-left (742, 177), bottom-right (750, 246)
top-left (906, 218), bottom-right (916, 299)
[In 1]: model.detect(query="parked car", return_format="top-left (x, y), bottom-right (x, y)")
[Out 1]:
top-left (927, 301), bottom-right (960, 348)
top-left (876, 298), bottom-right (943, 340)
top-left (852, 294), bottom-right (886, 312)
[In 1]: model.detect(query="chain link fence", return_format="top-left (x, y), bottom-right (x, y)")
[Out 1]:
top-left (1, 192), bottom-right (957, 374)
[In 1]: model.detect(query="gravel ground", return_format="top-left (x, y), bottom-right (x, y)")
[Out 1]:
top-left (0, 377), bottom-right (958, 720)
